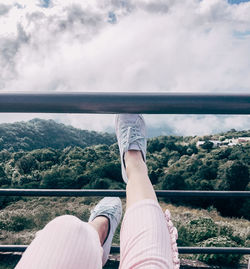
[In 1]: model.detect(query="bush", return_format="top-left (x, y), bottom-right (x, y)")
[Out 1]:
top-left (226, 161), bottom-right (249, 190)
top-left (201, 141), bottom-right (213, 150)
top-left (179, 218), bottom-right (218, 243)
top-left (87, 178), bottom-right (112, 189)
top-left (9, 215), bottom-right (35, 232)
top-left (0, 212), bottom-right (35, 232)
top-left (16, 155), bottom-right (38, 174)
top-left (161, 172), bottom-right (185, 190)
top-left (197, 236), bottom-right (241, 265)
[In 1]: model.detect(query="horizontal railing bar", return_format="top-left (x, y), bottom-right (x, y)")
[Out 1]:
top-left (0, 245), bottom-right (249, 254)
top-left (0, 189), bottom-right (250, 198)
top-left (111, 246), bottom-right (250, 254)
top-left (0, 92), bottom-right (249, 114)
top-left (177, 247), bottom-right (250, 254)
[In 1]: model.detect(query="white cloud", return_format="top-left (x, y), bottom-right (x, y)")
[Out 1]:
top-left (145, 115), bottom-right (250, 136)
top-left (0, 0), bottom-right (249, 135)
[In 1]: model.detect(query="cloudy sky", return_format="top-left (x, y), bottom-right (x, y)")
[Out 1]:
top-left (0, 0), bottom-right (249, 136)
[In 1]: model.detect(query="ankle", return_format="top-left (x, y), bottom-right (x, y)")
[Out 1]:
top-left (89, 216), bottom-right (109, 246)
top-left (125, 150), bottom-right (147, 177)
top-left (125, 150), bottom-right (143, 164)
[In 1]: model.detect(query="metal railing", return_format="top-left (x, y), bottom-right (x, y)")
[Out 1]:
top-left (0, 92), bottom-right (249, 114)
top-left (0, 189), bottom-right (250, 198)
top-left (0, 92), bottom-right (250, 257)
top-left (1, 245), bottom-right (249, 255)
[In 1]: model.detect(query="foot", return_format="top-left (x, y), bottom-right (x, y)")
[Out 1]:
top-left (88, 197), bottom-right (122, 266)
top-left (115, 114), bottom-right (147, 183)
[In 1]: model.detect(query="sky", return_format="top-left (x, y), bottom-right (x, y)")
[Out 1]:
top-left (0, 0), bottom-right (250, 136)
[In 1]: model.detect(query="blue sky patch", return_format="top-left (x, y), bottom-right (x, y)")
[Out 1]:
top-left (39, 0), bottom-right (50, 8)
top-left (234, 30), bottom-right (250, 39)
top-left (228, 0), bottom-right (250, 4)
top-left (108, 12), bottom-right (117, 24)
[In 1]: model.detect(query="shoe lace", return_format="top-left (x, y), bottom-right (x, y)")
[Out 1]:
top-left (121, 125), bottom-right (144, 152)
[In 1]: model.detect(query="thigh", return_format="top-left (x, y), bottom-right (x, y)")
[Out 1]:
top-left (15, 215), bottom-right (103, 269)
top-left (119, 199), bottom-right (179, 269)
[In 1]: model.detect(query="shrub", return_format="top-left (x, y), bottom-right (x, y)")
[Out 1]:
top-left (197, 236), bottom-right (241, 265)
top-left (87, 178), bottom-right (112, 189)
top-left (0, 212), bottom-right (35, 232)
top-left (161, 172), bottom-right (185, 190)
top-left (182, 218), bottom-right (218, 243)
top-left (83, 197), bottom-right (95, 205)
top-left (9, 215), bottom-right (35, 232)
top-left (226, 161), bottom-right (249, 190)
top-left (176, 225), bottom-right (192, 246)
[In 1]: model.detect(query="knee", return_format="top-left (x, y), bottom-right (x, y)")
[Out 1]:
top-left (51, 214), bottom-right (80, 224)
top-left (43, 215), bottom-right (83, 233)
top-left (39, 215), bottom-right (100, 250)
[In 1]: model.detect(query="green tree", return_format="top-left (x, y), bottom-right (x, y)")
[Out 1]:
top-left (161, 172), bottom-right (185, 190)
top-left (0, 165), bottom-right (10, 186)
top-left (201, 141), bottom-right (213, 151)
top-left (16, 155), bottom-right (38, 174)
top-left (226, 161), bottom-right (249, 190)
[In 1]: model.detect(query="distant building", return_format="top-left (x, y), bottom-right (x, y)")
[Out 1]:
top-left (238, 137), bottom-right (250, 143)
top-left (196, 141), bottom-right (205, 147)
top-left (196, 140), bottom-right (221, 148)
top-left (210, 140), bottom-right (221, 148)
top-left (196, 137), bottom-right (250, 148)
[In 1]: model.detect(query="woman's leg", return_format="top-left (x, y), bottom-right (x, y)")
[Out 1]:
top-left (15, 215), bottom-right (103, 269)
top-left (120, 151), bottom-right (177, 269)
top-left (125, 150), bottom-right (157, 209)
top-left (116, 114), bottom-right (180, 269)
top-left (15, 196), bottom-right (121, 269)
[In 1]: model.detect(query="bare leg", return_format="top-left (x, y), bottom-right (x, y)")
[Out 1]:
top-left (89, 216), bottom-right (109, 246)
top-left (120, 150), bottom-right (179, 268)
top-left (125, 150), bottom-right (157, 210)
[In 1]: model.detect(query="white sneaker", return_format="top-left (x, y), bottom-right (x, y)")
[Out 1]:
top-left (88, 197), bottom-right (122, 266)
top-left (115, 114), bottom-right (147, 183)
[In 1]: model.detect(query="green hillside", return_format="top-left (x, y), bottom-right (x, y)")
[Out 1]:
top-left (0, 128), bottom-right (249, 219)
top-left (0, 118), bottom-right (115, 151)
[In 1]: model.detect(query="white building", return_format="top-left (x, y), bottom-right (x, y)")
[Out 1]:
top-left (196, 137), bottom-right (250, 148)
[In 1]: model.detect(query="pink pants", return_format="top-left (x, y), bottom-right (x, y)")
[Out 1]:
top-left (15, 199), bottom-right (179, 269)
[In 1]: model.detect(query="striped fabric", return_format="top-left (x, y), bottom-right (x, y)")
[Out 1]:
top-left (15, 215), bottom-right (102, 269)
top-left (15, 200), bottom-right (179, 269)
top-left (120, 199), bottom-right (176, 269)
